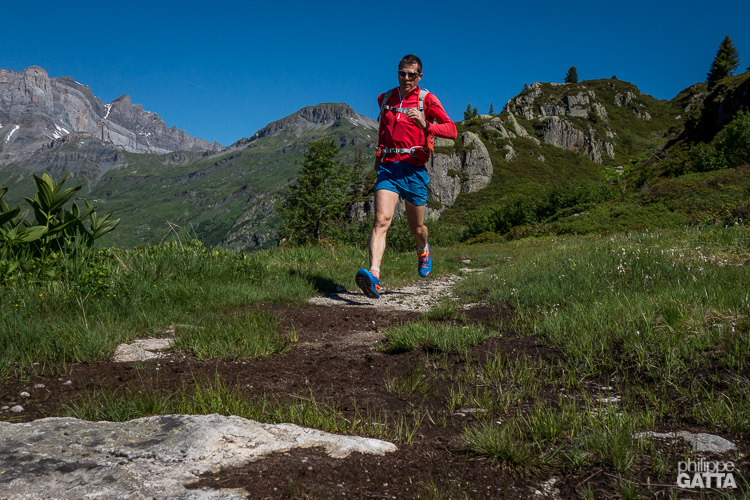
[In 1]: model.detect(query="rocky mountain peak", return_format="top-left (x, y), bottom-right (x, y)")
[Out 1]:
top-left (0, 65), bottom-right (221, 158)
top-left (113, 94), bottom-right (132, 105)
top-left (297, 102), bottom-right (358, 124)
top-left (243, 103), bottom-right (377, 144)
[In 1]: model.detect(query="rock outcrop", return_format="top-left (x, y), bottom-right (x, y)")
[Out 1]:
top-left (683, 72), bottom-right (750, 142)
top-left (456, 131), bottom-right (493, 193)
top-left (501, 81), bottom-right (636, 162)
top-left (0, 66), bottom-right (221, 156)
top-left (482, 117), bottom-right (514, 138)
top-left (541, 116), bottom-right (615, 162)
top-left (0, 414), bottom-right (396, 499)
top-left (505, 113), bottom-right (540, 144)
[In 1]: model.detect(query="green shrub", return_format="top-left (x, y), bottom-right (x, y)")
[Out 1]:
top-left (464, 231), bottom-right (504, 245)
top-left (689, 110), bottom-right (750, 172)
top-left (463, 183), bottom-right (615, 240)
top-left (716, 109), bottom-right (750, 167)
top-left (1, 174), bottom-right (120, 283)
top-left (689, 142), bottom-right (728, 172)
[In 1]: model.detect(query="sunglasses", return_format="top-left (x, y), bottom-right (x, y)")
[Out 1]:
top-left (397, 70), bottom-right (420, 79)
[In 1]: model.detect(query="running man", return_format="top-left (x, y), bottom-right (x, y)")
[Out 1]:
top-left (356, 54), bottom-right (457, 298)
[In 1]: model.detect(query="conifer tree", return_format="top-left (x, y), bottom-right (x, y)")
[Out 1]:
top-left (489, 102), bottom-right (495, 114)
top-left (464, 103), bottom-right (473, 120)
top-left (277, 138), bottom-right (355, 244)
top-left (565, 66), bottom-right (578, 84)
top-left (472, 107), bottom-right (478, 118)
top-left (707, 35), bottom-right (740, 90)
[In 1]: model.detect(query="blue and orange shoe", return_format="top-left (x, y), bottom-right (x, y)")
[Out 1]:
top-left (355, 268), bottom-right (381, 298)
top-left (418, 244), bottom-right (432, 277)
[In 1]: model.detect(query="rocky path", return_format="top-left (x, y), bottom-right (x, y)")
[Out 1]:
top-left (308, 272), bottom-right (467, 312)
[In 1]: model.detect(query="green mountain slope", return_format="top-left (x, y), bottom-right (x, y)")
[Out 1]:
top-left (1, 103), bottom-right (378, 249)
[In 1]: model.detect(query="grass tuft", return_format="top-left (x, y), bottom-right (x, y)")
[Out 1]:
top-left (382, 322), bottom-right (490, 353)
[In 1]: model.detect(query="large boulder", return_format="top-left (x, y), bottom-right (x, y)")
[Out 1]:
top-left (428, 149), bottom-right (464, 209)
top-left (0, 414), bottom-right (397, 499)
top-left (459, 131), bottom-right (492, 193)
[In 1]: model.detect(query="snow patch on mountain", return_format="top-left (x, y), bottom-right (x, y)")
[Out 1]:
top-left (5, 125), bottom-right (19, 143)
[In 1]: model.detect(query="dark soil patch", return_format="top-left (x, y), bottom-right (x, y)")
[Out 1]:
top-left (1, 301), bottom-right (746, 498)
top-left (188, 445), bottom-right (524, 499)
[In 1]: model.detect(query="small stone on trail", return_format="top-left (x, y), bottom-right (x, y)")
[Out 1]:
top-left (636, 431), bottom-right (737, 453)
top-left (63, 380), bottom-right (72, 385)
top-left (9, 405), bottom-right (24, 413)
top-left (597, 396), bottom-right (620, 404)
top-left (20, 392), bottom-right (30, 398)
top-left (1, 406), bottom-right (8, 411)
top-left (33, 384), bottom-right (46, 389)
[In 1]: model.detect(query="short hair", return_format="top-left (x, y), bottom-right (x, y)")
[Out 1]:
top-left (399, 54), bottom-right (422, 74)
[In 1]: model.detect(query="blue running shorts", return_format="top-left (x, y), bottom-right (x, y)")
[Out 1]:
top-left (375, 161), bottom-right (430, 206)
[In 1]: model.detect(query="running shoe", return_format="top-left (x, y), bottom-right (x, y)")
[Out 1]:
top-left (418, 244), bottom-right (432, 277)
top-left (355, 268), bottom-right (381, 298)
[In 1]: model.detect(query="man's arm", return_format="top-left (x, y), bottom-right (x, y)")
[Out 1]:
top-left (375, 92), bottom-right (385, 167)
top-left (424, 94), bottom-right (457, 139)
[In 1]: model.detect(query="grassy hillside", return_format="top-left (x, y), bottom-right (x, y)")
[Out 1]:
top-left (436, 75), bottom-right (749, 241)
top-left (2, 74), bottom-right (747, 251)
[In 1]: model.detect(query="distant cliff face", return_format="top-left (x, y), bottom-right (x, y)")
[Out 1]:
top-left (0, 66), bottom-right (221, 156)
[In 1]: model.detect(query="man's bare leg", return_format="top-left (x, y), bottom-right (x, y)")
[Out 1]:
top-left (405, 200), bottom-right (428, 250)
top-left (369, 189), bottom-right (400, 270)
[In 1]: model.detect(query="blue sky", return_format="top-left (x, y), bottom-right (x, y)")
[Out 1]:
top-left (5, 0), bottom-right (749, 146)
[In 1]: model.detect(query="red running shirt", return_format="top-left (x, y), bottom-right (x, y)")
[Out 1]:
top-left (377, 85), bottom-right (457, 166)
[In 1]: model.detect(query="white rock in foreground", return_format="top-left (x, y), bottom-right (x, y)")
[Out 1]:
top-left (0, 414), bottom-right (397, 499)
top-left (113, 337), bottom-right (175, 362)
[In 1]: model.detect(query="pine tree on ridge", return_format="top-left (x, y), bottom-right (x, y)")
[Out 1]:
top-left (707, 35), bottom-right (740, 90)
top-left (565, 66), bottom-right (578, 84)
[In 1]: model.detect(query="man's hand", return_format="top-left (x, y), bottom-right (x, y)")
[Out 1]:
top-left (406, 109), bottom-right (427, 129)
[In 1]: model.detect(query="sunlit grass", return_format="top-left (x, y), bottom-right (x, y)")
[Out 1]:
top-left (174, 309), bottom-right (290, 360)
top-left (0, 241), bottom-right (453, 376)
top-left (381, 322), bottom-right (491, 353)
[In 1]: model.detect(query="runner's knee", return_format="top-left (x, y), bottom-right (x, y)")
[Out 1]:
top-left (374, 213), bottom-right (393, 229)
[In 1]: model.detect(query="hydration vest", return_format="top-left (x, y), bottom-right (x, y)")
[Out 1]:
top-left (376, 88), bottom-right (435, 164)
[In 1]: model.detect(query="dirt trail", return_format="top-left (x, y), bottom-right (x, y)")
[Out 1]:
top-left (0, 267), bottom-right (563, 499)
top-left (309, 271), bottom-right (471, 312)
